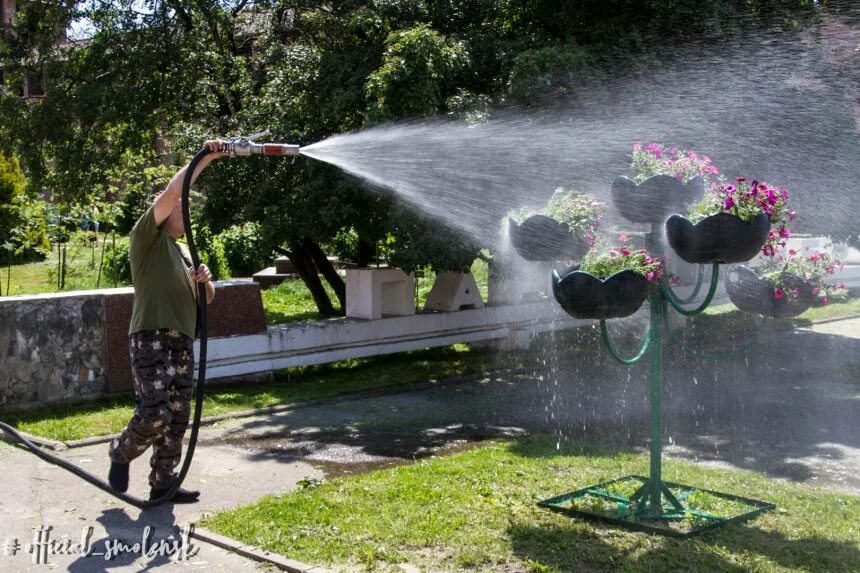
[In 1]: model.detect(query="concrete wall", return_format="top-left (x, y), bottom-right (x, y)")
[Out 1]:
top-left (3, 265), bottom-right (860, 410)
top-left (0, 281), bottom-right (266, 409)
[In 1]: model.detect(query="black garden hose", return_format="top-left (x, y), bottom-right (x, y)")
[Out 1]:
top-left (0, 146), bottom-right (213, 509)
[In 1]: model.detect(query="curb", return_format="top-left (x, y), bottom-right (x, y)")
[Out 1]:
top-left (190, 526), bottom-right (332, 572)
top-left (10, 366), bottom-right (531, 451)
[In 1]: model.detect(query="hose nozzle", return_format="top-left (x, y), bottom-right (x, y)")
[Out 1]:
top-left (226, 130), bottom-right (301, 157)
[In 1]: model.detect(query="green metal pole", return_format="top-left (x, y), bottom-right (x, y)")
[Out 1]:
top-left (649, 287), bottom-right (664, 513)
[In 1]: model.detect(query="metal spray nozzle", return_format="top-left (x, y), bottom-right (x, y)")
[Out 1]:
top-left (225, 129), bottom-right (301, 157)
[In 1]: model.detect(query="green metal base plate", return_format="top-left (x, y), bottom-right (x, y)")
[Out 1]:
top-left (538, 475), bottom-right (775, 538)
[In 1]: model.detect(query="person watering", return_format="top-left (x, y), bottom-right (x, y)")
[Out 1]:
top-left (107, 140), bottom-right (226, 503)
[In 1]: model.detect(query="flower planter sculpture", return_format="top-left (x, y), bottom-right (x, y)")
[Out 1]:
top-left (725, 266), bottom-right (814, 318)
top-left (726, 251), bottom-right (848, 319)
top-left (540, 164), bottom-right (777, 537)
top-left (666, 212), bottom-right (770, 264)
top-left (509, 214), bottom-right (588, 261)
top-left (611, 175), bottom-right (704, 224)
top-left (508, 188), bottom-right (603, 262)
top-left (552, 269), bottom-right (648, 320)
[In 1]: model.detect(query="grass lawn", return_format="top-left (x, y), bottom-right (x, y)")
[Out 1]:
top-left (0, 231), bottom-right (131, 296)
top-left (202, 436), bottom-right (860, 572)
top-left (3, 343), bottom-right (526, 442)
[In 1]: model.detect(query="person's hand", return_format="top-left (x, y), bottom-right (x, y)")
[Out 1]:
top-left (204, 139), bottom-right (229, 158)
top-left (192, 264), bottom-right (212, 283)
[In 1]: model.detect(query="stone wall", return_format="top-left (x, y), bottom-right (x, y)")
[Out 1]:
top-left (0, 281), bottom-right (266, 409)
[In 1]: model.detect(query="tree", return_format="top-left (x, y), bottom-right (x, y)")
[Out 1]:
top-left (1, 0), bottom-right (843, 312)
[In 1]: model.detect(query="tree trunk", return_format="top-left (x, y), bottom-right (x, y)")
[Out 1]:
top-left (274, 245), bottom-right (337, 316)
top-left (356, 237), bottom-right (375, 267)
top-left (303, 237), bottom-right (345, 310)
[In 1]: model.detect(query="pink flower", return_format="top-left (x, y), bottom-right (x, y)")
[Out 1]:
top-left (838, 282), bottom-right (847, 289)
top-left (736, 176), bottom-right (746, 182)
top-left (819, 296), bottom-right (829, 306)
top-left (811, 287), bottom-right (821, 295)
top-left (633, 143), bottom-right (642, 152)
top-left (789, 249), bottom-right (798, 258)
top-left (669, 275), bottom-right (681, 286)
top-left (618, 233), bottom-right (629, 242)
top-left (646, 271), bottom-right (655, 281)
top-left (774, 288), bottom-right (784, 300)
top-left (725, 184), bottom-right (737, 194)
top-left (675, 172), bottom-right (683, 182)
top-left (789, 211), bottom-right (797, 221)
top-left (620, 247), bottom-right (632, 256)
top-left (809, 253), bottom-right (820, 262)
top-left (723, 197), bottom-right (735, 210)
top-left (779, 227), bottom-right (791, 239)
top-left (688, 150), bottom-right (699, 162)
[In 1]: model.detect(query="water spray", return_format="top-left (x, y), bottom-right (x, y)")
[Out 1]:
top-left (0, 132), bottom-right (303, 508)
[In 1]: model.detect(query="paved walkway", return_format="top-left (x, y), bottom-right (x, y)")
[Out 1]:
top-left (1, 317), bottom-right (859, 571)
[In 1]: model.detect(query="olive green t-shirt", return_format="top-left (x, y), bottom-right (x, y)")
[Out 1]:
top-left (128, 205), bottom-right (198, 338)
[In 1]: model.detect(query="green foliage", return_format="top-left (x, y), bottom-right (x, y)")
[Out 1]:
top-left (0, 0), bottom-right (835, 299)
top-left (218, 222), bottom-right (273, 277)
top-left (365, 24), bottom-right (468, 123)
top-left (114, 163), bottom-right (174, 235)
top-left (507, 44), bottom-right (591, 104)
top-left (510, 187), bottom-right (604, 238)
top-left (190, 224), bottom-right (230, 281)
top-left (102, 240), bottom-right (131, 285)
top-left (0, 152), bottom-right (49, 260)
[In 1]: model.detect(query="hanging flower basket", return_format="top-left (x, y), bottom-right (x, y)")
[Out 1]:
top-left (666, 212), bottom-right (770, 264)
top-left (552, 268), bottom-right (649, 319)
top-left (611, 175), bottom-right (704, 225)
top-left (508, 215), bottom-right (589, 261)
top-left (725, 265), bottom-right (815, 318)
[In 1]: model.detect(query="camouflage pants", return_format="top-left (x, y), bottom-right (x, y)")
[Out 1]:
top-left (109, 329), bottom-right (194, 489)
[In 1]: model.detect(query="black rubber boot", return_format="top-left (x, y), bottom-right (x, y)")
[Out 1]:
top-left (149, 481), bottom-right (200, 504)
top-left (108, 461), bottom-right (130, 493)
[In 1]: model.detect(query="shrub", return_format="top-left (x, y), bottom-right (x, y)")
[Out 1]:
top-left (190, 224), bottom-right (230, 281)
top-left (218, 222), bottom-right (272, 277)
top-left (102, 240), bottom-right (132, 285)
top-left (0, 152), bottom-right (50, 261)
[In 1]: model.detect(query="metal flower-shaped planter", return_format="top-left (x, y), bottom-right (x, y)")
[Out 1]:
top-left (551, 267), bottom-right (649, 320)
top-left (665, 212), bottom-right (770, 264)
top-left (508, 215), bottom-right (589, 262)
top-left (611, 174), bottom-right (704, 225)
top-left (725, 265), bottom-right (815, 318)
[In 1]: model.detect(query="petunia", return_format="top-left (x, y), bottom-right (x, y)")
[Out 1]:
top-left (819, 296), bottom-right (829, 306)
top-left (811, 287), bottom-right (820, 295)
top-left (723, 197), bottom-right (735, 210)
top-left (646, 271), bottom-right (655, 281)
top-left (774, 288), bottom-right (784, 300)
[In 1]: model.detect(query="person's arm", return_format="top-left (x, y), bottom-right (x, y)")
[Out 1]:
top-left (153, 140), bottom-right (228, 227)
top-left (191, 264), bottom-right (216, 304)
